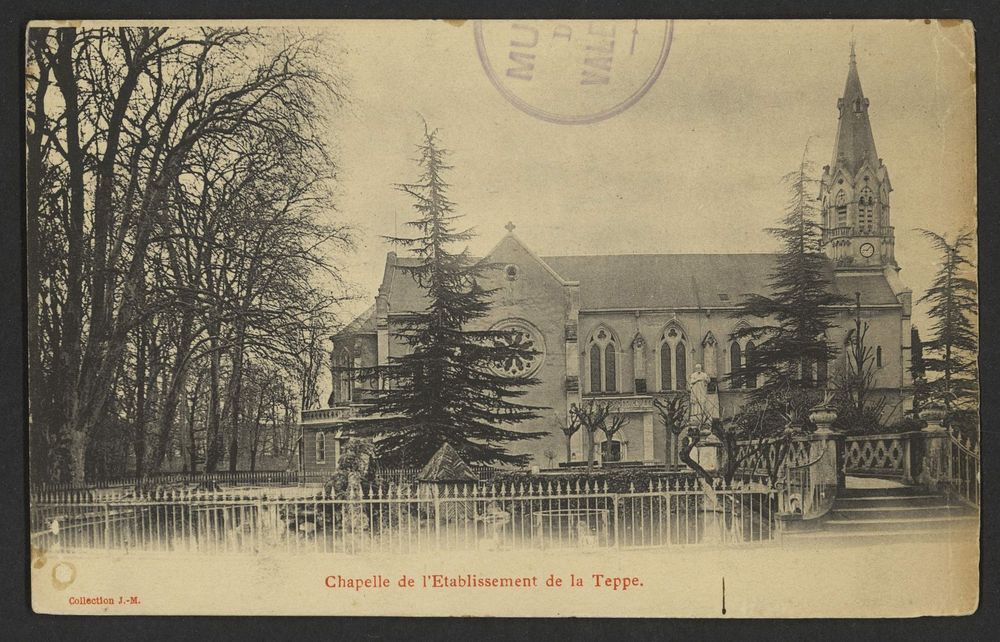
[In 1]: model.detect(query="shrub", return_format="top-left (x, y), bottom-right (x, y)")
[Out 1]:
top-left (884, 417), bottom-right (926, 433)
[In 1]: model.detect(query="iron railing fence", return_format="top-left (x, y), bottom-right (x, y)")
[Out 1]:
top-left (30, 479), bottom-right (780, 556)
top-left (947, 431), bottom-right (980, 507)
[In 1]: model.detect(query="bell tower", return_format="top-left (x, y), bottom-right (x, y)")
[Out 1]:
top-left (819, 42), bottom-right (895, 269)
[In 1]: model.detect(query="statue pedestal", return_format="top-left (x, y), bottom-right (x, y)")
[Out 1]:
top-left (691, 434), bottom-right (722, 474)
top-left (918, 408), bottom-right (949, 490)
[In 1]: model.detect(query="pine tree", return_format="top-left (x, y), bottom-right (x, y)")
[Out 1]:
top-left (910, 325), bottom-right (930, 413)
top-left (350, 125), bottom-right (544, 466)
top-left (729, 149), bottom-right (848, 425)
top-left (918, 228), bottom-right (978, 438)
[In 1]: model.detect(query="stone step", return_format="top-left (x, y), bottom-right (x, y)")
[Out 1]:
top-left (835, 494), bottom-right (946, 508)
top-left (830, 504), bottom-right (976, 520)
top-left (839, 485), bottom-right (926, 498)
top-left (822, 514), bottom-right (979, 532)
top-left (782, 526), bottom-right (978, 547)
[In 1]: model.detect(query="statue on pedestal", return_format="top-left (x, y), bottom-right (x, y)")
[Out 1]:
top-left (688, 363), bottom-right (720, 431)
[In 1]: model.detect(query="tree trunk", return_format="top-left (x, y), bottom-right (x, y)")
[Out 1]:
top-left (585, 430), bottom-right (596, 473)
top-left (249, 392), bottom-right (266, 473)
top-left (185, 374), bottom-right (203, 473)
top-left (205, 325), bottom-right (223, 472)
top-left (134, 325), bottom-right (148, 480)
top-left (151, 316), bottom-right (193, 471)
top-left (51, 28), bottom-right (87, 484)
top-left (227, 323), bottom-right (246, 472)
top-left (26, 29), bottom-right (52, 481)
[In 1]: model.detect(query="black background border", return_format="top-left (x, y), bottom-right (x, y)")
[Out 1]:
top-left (2, 2), bottom-right (996, 638)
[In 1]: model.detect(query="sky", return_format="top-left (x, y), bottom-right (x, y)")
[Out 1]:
top-left (315, 19), bottom-right (976, 332)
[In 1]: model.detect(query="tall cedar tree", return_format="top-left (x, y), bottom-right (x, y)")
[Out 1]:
top-left (909, 326), bottom-right (931, 413)
top-left (729, 151), bottom-right (847, 423)
top-left (917, 229), bottom-right (978, 438)
top-left (350, 127), bottom-right (544, 466)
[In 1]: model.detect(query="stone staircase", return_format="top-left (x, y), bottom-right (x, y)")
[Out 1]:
top-left (783, 479), bottom-right (979, 545)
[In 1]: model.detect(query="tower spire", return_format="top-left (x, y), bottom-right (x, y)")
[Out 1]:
top-left (820, 42), bottom-right (895, 269)
top-left (831, 41), bottom-right (878, 175)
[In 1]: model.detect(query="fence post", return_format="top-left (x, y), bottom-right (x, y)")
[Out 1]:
top-left (433, 486), bottom-right (441, 551)
top-left (902, 434), bottom-right (914, 484)
top-left (612, 494), bottom-right (621, 551)
top-left (104, 503), bottom-right (111, 550)
top-left (256, 496), bottom-right (265, 549)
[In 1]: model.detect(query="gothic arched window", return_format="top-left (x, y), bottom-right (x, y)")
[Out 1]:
top-left (675, 342), bottom-right (687, 390)
top-left (659, 325), bottom-right (687, 391)
top-left (604, 343), bottom-right (617, 392)
top-left (876, 345), bottom-right (883, 368)
top-left (835, 190), bottom-right (848, 227)
top-left (730, 341), bottom-right (743, 389)
top-left (880, 187), bottom-right (890, 227)
top-left (660, 344), bottom-right (672, 391)
top-left (588, 328), bottom-right (617, 393)
top-left (859, 187), bottom-right (876, 232)
top-left (590, 344), bottom-right (602, 392)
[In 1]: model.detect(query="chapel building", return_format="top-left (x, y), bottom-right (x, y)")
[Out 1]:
top-left (300, 48), bottom-right (914, 473)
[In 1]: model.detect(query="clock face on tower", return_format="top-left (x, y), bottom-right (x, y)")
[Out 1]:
top-left (859, 242), bottom-right (876, 258)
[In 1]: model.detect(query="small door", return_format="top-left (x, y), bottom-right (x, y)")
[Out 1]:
top-left (602, 440), bottom-right (622, 463)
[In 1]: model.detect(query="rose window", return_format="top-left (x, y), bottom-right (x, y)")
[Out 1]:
top-left (490, 320), bottom-right (545, 377)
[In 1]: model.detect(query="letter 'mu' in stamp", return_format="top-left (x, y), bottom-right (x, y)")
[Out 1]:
top-left (474, 20), bottom-right (674, 124)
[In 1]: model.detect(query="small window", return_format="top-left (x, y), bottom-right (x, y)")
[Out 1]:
top-left (316, 432), bottom-right (326, 464)
top-left (876, 346), bottom-right (883, 368)
top-left (504, 264), bottom-right (519, 281)
top-left (718, 293), bottom-right (730, 302)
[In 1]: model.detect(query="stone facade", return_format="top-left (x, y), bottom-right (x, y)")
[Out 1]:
top-left (301, 50), bottom-right (914, 472)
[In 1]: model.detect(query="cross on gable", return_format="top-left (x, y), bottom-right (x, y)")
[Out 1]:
top-left (505, 221), bottom-right (516, 233)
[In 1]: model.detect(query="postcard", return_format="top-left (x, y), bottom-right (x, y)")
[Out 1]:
top-left (26, 19), bottom-right (978, 616)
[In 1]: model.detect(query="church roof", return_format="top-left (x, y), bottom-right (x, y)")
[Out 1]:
top-left (545, 253), bottom-right (778, 309)
top-left (379, 252), bottom-right (901, 312)
top-left (335, 303), bottom-right (376, 337)
top-left (830, 44), bottom-right (880, 175)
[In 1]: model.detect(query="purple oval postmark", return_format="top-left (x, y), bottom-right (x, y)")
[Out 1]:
top-left (474, 20), bottom-right (674, 125)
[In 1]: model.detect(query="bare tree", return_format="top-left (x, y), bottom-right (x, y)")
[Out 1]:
top-left (570, 400), bottom-right (629, 473)
top-left (26, 26), bottom-right (352, 483)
